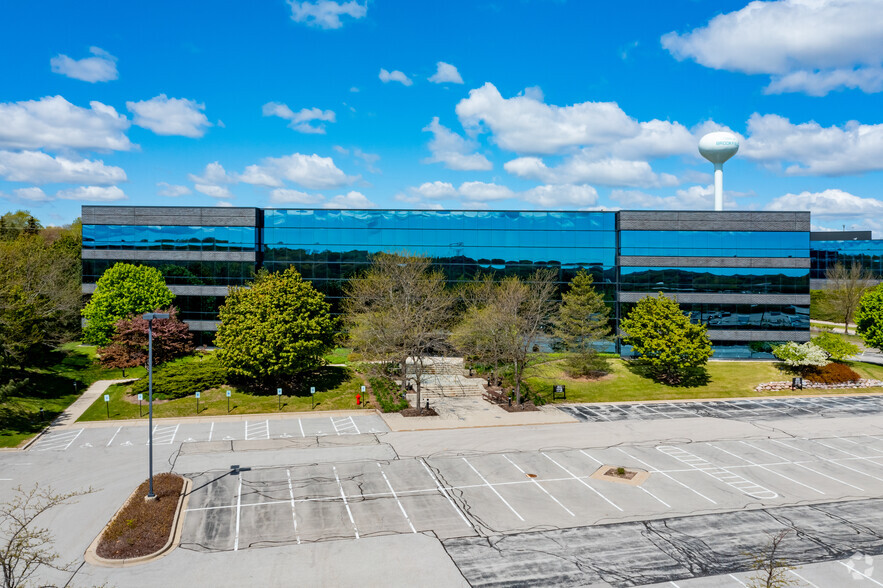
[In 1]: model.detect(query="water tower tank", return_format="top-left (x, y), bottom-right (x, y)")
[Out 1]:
top-left (698, 132), bottom-right (739, 211)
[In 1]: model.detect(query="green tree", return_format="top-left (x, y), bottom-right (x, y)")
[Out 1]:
top-left (343, 253), bottom-right (454, 409)
top-left (0, 211), bottom-right (42, 241)
top-left (552, 270), bottom-right (611, 377)
top-left (82, 263), bottom-right (174, 345)
top-left (216, 266), bottom-right (336, 390)
top-left (619, 293), bottom-right (712, 385)
top-left (856, 283), bottom-right (883, 352)
top-left (811, 331), bottom-right (859, 362)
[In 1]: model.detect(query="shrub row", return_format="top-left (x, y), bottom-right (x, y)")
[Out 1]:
top-left (368, 377), bottom-right (409, 413)
top-left (130, 354), bottom-right (226, 400)
top-left (805, 362), bottom-right (861, 385)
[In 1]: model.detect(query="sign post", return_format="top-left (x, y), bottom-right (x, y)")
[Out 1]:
top-left (226, 390), bottom-right (231, 413)
top-left (138, 393), bottom-right (143, 418)
top-left (196, 391), bottom-right (200, 414)
top-left (552, 384), bottom-right (566, 400)
top-left (104, 394), bottom-right (110, 418)
top-left (277, 388), bottom-right (282, 410)
top-left (310, 386), bottom-right (316, 410)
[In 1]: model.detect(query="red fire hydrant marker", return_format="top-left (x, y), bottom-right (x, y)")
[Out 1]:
top-left (356, 394), bottom-right (361, 406)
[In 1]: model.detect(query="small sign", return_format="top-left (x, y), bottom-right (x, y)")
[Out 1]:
top-left (104, 394), bottom-right (110, 402)
top-left (552, 384), bottom-right (566, 400)
top-left (138, 393), bottom-right (143, 401)
top-left (226, 390), bottom-right (232, 398)
top-left (277, 388), bottom-right (282, 395)
top-left (195, 392), bottom-right (201, 399)
top-left (310, 386), bottom-right (316, 395)
top-left (361, 385), bottom-right (366, 393)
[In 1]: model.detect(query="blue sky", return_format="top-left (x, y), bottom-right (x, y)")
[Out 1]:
top-left (2, 0), bottom-right (883, 235)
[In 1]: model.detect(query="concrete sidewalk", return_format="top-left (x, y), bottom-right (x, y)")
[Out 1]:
top-left (380, 396), bottom-right (578, 431)
top-left (52, 378), bottom-right (136, 428)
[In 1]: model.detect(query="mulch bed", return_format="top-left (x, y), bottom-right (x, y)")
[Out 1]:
top-left (605, 467), bottom-right (637, 480)
top-left (400, 407), bottom-right (439, 417)
top-left (96, 473), bottom-right (185, 559)
top-left (499, 402), bottom-right (539, 412)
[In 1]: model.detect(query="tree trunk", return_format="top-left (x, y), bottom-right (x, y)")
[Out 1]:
top-left (514, 359), bottom-right (521, 405)
top-left (844, 312), bottom-right (850, 335)
top-left (415, 356), bottom-right (423, 410)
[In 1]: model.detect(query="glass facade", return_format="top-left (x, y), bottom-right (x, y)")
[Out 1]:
top-left (620, 231), bottom-right (809, 257)
top-left (83, 225), bottom-right (257, 252)
top-left (82, 259), bottom-right (255, 286)
top-left (810, 239), bottom-right (883, 280)
top-left (263, 209), bottom-right (617, 305)
top-left (619, 267), bottom-right (809, 295)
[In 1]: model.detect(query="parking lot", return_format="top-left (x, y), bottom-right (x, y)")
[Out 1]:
top-left (27, 413), bottom-right (388, 453)
top-left (560, 393), bottom-right (883, 423)
top-left (180, 431), bottom-right (883, 552)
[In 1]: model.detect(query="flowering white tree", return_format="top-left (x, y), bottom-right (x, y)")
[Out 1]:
top-left (772, 342), bottom-right (828, 374)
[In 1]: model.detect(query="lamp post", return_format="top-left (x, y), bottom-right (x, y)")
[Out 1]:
top-left (143, 312), bottom-right (169, 499)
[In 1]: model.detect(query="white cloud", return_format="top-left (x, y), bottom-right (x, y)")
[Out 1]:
top-left (288, 0), bottom-right (366, 29)
top-left (12, 187), bottom-right (50, 202)
top-left (262, 102), bottom-right (336, 134)
top-left (238, 164), bottom-right (283, 187)
top-left (457, 181), bottom-right (514, 202)
top-left (50, 46), bottom-right (118, 83)
top-left (246, 153), bottom-right (352, 190)
top-left (188, 162), bottom-right (234, 185)
top-left (56, 185), bottom-right (126, 201)
top-left (410, 181), bottom-right (458, 199)
top-left (764, 189), bottom-right (883, 217)
top-left (422, 117), bottom-right (492, 171)
top-left (216, 201), bottom-right (234, 208)
top-left (429, 62), bottom-right (463, 84)
top-left (157, 182), bottom-right (191, 197)
top-left (455, 82), bottom-right (639, 154)
top-left (661, 0), bottom-right (883, 96)
top-left (520, 184), bottom-right (598, 208)
top-left (610, 119), bottom-right (696, 160)
top-left (0, 150), bottom-right (126, 185)
top-left (194, 184), bottom-right (233, 199)
top-left (269, 188), bottom-right (324, 204)
top-left (504, 154), bottom-right (677, 188)
top-left (0, 95), bottom-right (132, 152)
top-left (379, 68), bottom-right (413, 86)
top-left (610, 185), bottom-right (740, 210)
top-left (741, 113), bottom-right (883, 176)
top-left (324, 191), bottom-right (376, 208)
top-left (127, 94), bottom-right (211, 138)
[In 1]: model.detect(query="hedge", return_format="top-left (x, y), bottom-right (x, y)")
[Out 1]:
top-left (130, 354), bottom-right (227, 400)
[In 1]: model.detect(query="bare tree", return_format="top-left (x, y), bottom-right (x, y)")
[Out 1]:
top-left (823, 261), bottom-right (875, 334)
top-left (343, 253), bottom-right (454, 409)
top-left (745, 529), bottom-right (799, 588)
top-left (452, 270), bottom-right (557, 404)
top-left (1, 484), bottom-right (93, 588)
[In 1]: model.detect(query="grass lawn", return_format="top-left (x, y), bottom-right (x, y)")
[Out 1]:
top-left (77, 366), bottom-right (370, 421)
top-left (526, 358), bottom-right (883, 404)
top-left (323, 347), bottom-right (352, 365)
top-left (0, 344), bottom-right (148, 448)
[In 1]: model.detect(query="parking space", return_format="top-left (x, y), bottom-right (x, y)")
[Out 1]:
top-left (27, 413), bottom-right (389, 453)
top-left (179, 432), bottom-right (883, 552)
top-left (560, 394), bottom-right (883, 423)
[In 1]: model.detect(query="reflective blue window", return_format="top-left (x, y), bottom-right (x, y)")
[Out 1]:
top-left (619, 267), bottom-right (809, 295)
top-left (810, 239), bottom-right (883, 279)
top-left (621, 302), bottom-right (809, 331)
top-left (620, 231), bottom-right (809, 257)
top-left (83, 225), bottom-right (257, 252)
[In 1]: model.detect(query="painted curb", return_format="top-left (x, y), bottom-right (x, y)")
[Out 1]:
top-left (84, 476), bottom-right (192, 568)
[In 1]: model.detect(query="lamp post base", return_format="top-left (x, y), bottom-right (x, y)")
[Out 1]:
top-left (144, 494), bottom-right (157, 502)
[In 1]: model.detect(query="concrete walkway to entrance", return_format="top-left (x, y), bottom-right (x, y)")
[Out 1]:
top-left (380, 396), bottom-right (578, 431)
top-left (52, 378), bottom-right (136, 428)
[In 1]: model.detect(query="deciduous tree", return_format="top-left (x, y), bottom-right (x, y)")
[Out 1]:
top-left (811, 331), bottom-right (859, 362)
top-left (98, 307), bottom-right (194, 374)
top-left (856, 283), bottom-right (883, 352)
top-left (771, 341), bottom-right (828, 375)
top-left (344, 253), bottom-right (454, 409)
top-left (81, 263), bottom-right (174, 345)
top-left (216, 267), bottom-right (336, 390)
top-left (552, 269), bottom-right (611, 377)
top-left (823, 261), bottom-right (875, 334)
top-left (619, 293), bottom-right (712, 385)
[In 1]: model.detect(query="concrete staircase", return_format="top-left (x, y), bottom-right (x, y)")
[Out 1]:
top-left (403, 357), bottom-right (487, 400)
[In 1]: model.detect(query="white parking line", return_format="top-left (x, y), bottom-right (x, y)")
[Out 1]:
top-left (503, 454), bottom-right (574, 517)
top-left (542, 452), bottom-right (623, 512)
top-left (298, 419), bottom-right (305, 438)
top-left (709, 443), bottom-right (825, 495)
top-left (419, 458), bottom-right (473, 528)
top-left (233, 475), bottom-right (242, 551)
top-left (788, 570), bottom-right (820, 588)
top-left (208, 422), bottom-right (214, 442)
top-left (728, 574), bottom-right (747, 586)
top-left (839, 561), bottom-right (883, 586)
top-left (36, 429), bottom-right (83, 451)
top-left (617, 448), bottom-right (717, 505)
top-left (349, 416), bottom-right (361, 435)
top-left (656, 445), bottom-right (778, 500)
top-left (245, 420), bottom-right (270, 441)
top-left (285, 469), bottom-right (301, 544)
top-left (377, 463), bottom-right (416, 533)
top-left (767, 440), bottom-right (865, 490)
top-left (106, 427), bottom-right (122, 447)
top-left (462, 458), bottom-right (524, 521)
top-left (330, 417), bottom-right (340, 435)
top-left (332, 466), bottom-right (359, 539)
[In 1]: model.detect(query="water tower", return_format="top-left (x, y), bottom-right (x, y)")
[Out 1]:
top-left (698, 131), bottom-right (739, 211)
